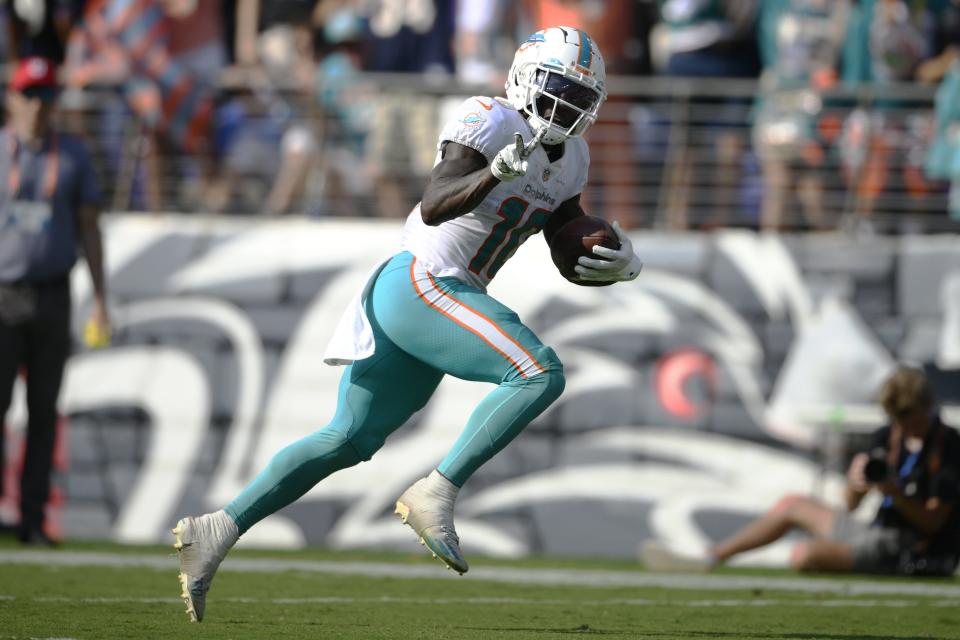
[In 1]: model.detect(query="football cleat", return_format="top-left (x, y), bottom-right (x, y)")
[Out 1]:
top-left (395, 477), bottom-right (469, 575)
top-left (172, 510), bottom-right (239, 622)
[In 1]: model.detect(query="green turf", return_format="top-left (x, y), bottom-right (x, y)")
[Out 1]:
top-left (1, 541), bottom-right (959, 639)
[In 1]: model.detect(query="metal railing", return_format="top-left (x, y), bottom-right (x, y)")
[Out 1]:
top-left (49, 73), bottom-right (958, 233)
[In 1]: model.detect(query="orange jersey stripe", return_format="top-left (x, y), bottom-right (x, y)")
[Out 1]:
top-left (424, 271), bottom-right (544, 375)
top-left (410, 258), bottom-right (539, 379)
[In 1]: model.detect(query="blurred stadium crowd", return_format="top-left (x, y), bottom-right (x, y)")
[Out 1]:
top-left (5, 0), bottom-right (960, 232)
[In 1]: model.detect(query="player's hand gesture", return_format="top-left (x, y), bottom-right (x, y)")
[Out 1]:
top-left (574, 220), bottom-right (644, 282)
top-left (490, 129), bottom-right (544, 182)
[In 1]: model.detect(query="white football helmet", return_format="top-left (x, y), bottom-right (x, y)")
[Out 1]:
top-left (505, 26), bottom-right (608, 145)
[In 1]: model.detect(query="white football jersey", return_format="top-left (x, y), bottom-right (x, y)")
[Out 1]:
top-left (400, 96), bottom-right (590, 291)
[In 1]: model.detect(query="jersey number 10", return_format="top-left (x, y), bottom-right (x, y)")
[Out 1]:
top-left (468, 197), bottom-right (550, 279)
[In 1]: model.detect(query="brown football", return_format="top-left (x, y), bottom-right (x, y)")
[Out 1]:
top-left (549, 215), bottom-right (620, 287)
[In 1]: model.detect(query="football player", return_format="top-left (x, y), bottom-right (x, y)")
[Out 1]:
top-left (172, 26), bottom-right (643, 622)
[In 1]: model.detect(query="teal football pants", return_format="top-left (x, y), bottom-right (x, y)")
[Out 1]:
top-left (226, 252), bottom-right (565, 534)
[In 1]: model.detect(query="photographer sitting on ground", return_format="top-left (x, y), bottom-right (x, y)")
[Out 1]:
top-left (644, 366), bottom-right (960, 576)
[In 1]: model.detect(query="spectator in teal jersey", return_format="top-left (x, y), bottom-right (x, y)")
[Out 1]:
top-left (842, 0), bottom-right (931, 86)
top-left (922, 1), bottom-right (960, 220)
top-left (651, 0), bottom-right (760, 229)
top-left (838, 0), bottom-right (934, 229)
top-left (311, 6), bottom-right (376, 217)
top-left (924, 60), bottom-right (960, 221)
top-left (653, 0), bottom-right (759, 77)
top-left (753, 0), bottom-right (849, 230)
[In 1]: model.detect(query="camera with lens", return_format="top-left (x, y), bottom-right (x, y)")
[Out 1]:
top-left (863, 448), bottom-right (891, 483)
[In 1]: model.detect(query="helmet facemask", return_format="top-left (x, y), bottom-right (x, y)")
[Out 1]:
top-left (528, 69), bottom-right (602, 144)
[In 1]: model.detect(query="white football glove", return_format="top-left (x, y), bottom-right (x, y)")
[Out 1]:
top-left (490, 129), bottom-right (544, 182)
top-left (574, 221), bottom-right (644, 283)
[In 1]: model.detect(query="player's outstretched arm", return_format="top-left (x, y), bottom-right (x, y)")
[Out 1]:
top-left (420, 130), bottom-right (544, 226)
top-left (420, 142), bottom-right (502, 226)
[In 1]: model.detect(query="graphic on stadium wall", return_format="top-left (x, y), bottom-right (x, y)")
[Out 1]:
top-left (4, 217), bottom-right (959, 565)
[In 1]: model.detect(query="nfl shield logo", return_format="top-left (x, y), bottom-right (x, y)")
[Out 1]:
top-left (542, 168), bottom-right (551, 182)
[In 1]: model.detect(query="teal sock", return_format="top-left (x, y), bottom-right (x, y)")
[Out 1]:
top-left (438, 370), bottom-right (564, 487)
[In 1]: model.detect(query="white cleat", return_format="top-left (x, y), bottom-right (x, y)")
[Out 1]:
top-left (640, 540), bottom-right (713, 573)
top-left (172, 510), bottom-right (239, 622)
top-left (395, 476), bottom-right (469, 575)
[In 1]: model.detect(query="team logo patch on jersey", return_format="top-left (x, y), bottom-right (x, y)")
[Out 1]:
top-left (461, 112), bottom-right (485, 128)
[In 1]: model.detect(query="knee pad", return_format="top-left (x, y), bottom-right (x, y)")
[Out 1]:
top-left (530, 345), bottom-right (563, 374)
top-left (506, 345), bottom-right (565, 398)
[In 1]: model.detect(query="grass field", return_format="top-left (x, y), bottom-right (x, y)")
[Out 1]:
top-left (2, 540), bottom-right (960, 639)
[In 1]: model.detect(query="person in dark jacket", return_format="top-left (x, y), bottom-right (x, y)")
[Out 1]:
top-left (0, 56), bottom-right (109, 545)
